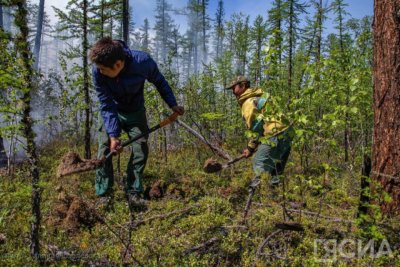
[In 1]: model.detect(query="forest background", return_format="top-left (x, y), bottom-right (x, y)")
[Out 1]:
top-left (1, 0), bottom-right (399, 266)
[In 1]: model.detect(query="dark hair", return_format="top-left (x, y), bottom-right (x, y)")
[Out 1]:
top-left (89, 37), bottom-right (125, 68)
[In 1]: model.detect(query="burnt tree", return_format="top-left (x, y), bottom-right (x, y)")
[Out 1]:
top-left (13, 0), bottom-right (42, 258)
top-left (372, 0), bottom-right (400, 215)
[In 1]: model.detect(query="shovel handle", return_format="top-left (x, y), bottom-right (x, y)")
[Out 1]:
top-left (104, 112), bottom-right (179, 160)
top-left (223, 155), bottom-right (246, 168)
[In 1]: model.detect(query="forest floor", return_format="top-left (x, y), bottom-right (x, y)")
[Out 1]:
top-left (0, 139), bottom-right (400, 266)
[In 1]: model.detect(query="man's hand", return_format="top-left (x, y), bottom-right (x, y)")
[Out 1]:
top-left (110, 137), bottom-right (122, 154)
top-left (242, 148), bottom-right (253, 158)
top-left (172, 105), bottom-right (185, 115)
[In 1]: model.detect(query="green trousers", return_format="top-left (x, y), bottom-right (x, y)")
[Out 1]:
top-left (252, 126), bottom-right (293, 186)
top-left (95, 107), bottom-right (149, 196)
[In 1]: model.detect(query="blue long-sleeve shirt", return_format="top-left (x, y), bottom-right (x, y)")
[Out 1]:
top-left (92, 41), bottom-right (178, 138)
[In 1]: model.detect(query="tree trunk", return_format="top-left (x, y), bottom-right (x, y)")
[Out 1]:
top-left (287, 0), bottom-right (294, 93)
top-left (100, 0), bottom-right (104, 38)
top-left (14, 0), bottom-right (41, 258)
top-left (83, 0), bottom-right (91, 159)
top-left (372, 0), bottom-right (400, 216)
top-left (0, 136), bottom-right (7, 168)
top-left (215, 0), bottom-right (223, 59)
top-left (201, 0), bottom-right (207, 64)
top-left (358, 155), bottom-right (371, 218)
top-left (0, 3), bottom-right (3, 29)
top-left (0, 5), bottom-right (7, 169)
top-left (122, 0), bottom-right (129, 45)
top-left (33, 0), bottom-right (44, 70)
top-left (337, 1), bottom-right (350, 162)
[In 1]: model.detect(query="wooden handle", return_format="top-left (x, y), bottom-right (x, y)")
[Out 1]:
top-left (226, 155), bottom-right (246, 166)
top-left (105, 112), bottom-right (179, 159)
top-left (160, 112), bottom-right (179, 127)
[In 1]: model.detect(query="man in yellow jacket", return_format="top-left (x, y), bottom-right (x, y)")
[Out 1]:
top-left (226, 75), bottom-right (293, 190)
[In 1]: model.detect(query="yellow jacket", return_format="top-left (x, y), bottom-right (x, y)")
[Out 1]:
top-left (238, 88), bottom-right (289, 150)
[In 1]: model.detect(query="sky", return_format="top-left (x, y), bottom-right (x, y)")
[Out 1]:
top-left (44, 0), bottom-right (374, 34)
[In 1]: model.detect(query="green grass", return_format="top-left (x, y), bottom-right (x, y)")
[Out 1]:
top-left (0, 140), bottom-right (399, 266)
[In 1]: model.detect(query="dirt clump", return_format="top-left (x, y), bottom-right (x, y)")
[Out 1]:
top-left (46, 193), bottom-right (74, 227)
top-left (218, 187), bottom-right (233, 197)
top-left (57, 152), bottom-right (103, 177)
top-left (63, 197), bottom-right (100, 232)
top-left (48, 192), bottom-right (101, 233)
top-left (0, 233), bottom-right (6, 245)
top-left (167, 187), bottom-right (185, 199)
top-left (144, 179), bottom-right (167, 200)
top-left (203, 158), bottom-right (222, 173)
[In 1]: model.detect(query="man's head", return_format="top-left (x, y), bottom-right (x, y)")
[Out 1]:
top-left (225, 75), bottom-right (250, 97)
top-left (89, 37), bottom-right (125, 78)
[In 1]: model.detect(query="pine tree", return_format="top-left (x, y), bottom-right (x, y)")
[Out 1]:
top-left (0, 3), bottom-right (3, 29)
top-left (154, 0), bottom-right (175, 64)
top-left (231, 12), bottom-right (250, 75)
top-left (200, 0), bottom-right (209, 64)
top-left (33, 0), bottom-right (44, 70)
top-left (213, 0), bottom-right (224, 60)
top-left (187, 0), bottom-right (200, 73)
top-left (331, 0), bottom-right (351, 162)
top-left (54, 0), bottom-right (93, 159)
top-left (12, 0), bottom-right (42, 258)
top-left (140, 18), bottom-right (150, 52)
top-left (285, 0), bottom-right (308, 93)
top-left (0, 4), bottom-right (6, 167)
top-left (249, 15), bottom-right (267, 84)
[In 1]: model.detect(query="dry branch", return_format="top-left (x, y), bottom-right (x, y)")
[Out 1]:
top-left (253, 230), bottom-right (283, 267)
top-left (175, 118), bottom-right (232, 160)
top-left (184, 237), bottom-right (220, 255)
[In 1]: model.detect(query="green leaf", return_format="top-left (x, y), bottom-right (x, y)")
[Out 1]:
top-left (298, 114), bottom-right (308, 124)
top-left (350, 107), bottom-right (359, 114)
top-left (200, 112), bottom-right (225, 120)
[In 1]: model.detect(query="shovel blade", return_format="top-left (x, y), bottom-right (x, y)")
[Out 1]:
top-left (57, 152), bottom-right (103, 178)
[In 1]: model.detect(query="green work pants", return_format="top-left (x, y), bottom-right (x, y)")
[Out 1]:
top-left (252, 126), bottom-right (293, 186)
top-left (95, 107), bottom-right (149, 196)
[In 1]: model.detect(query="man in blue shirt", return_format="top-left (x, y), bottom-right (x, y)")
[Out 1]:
top-left (89, 37), bottom-right (184, 210)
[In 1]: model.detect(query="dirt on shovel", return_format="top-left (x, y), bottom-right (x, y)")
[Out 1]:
top-left (57, 152), bottom-right (103, 178)
top-left (203, 158), bottom-right (223, 173)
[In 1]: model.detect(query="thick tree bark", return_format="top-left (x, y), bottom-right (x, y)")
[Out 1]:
top-left (33, 0), bottom-right (44, 70)
top-left (372, 0), bottom-right (400, 215)
top-left (14, 0), bottom-right (41, 258)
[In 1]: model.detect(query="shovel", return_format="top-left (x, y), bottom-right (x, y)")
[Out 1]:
top-left (57, 112), bottom-right (179, 177)
top-left (203, 155), bottom-right (246, 173)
